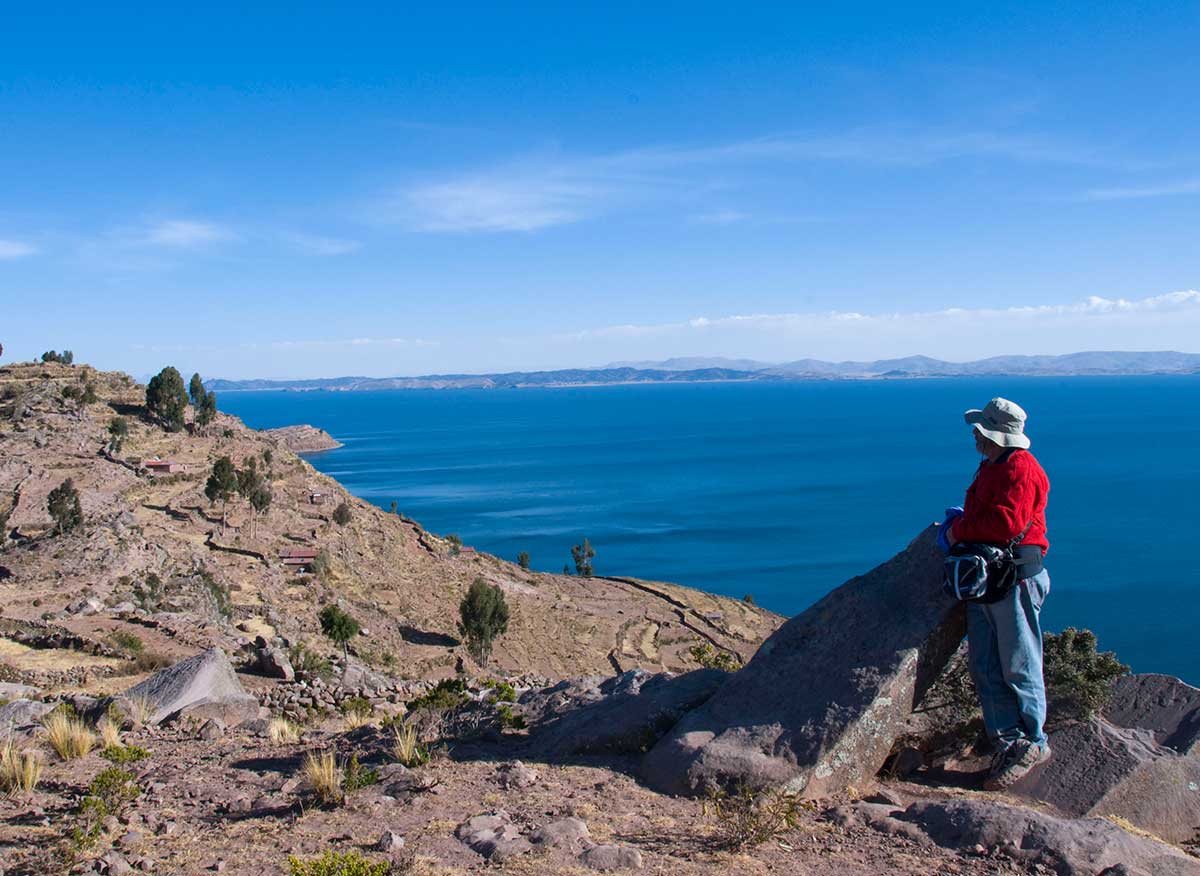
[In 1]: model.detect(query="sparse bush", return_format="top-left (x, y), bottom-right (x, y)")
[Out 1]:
top-left (1044, 627), bottom-right (1130, 721)
top-left (341, 697), bottom-right (373, 730)
top-left (742, 594), bottom-right (755, 605)
top-left (87, 766), bottom-right (139, 813)
top-left (268, 717), bottom-right (302, 745)
top-left (288, 644), bottom-right (333, 680)
top-left (496, 703), bottom-right (526, 731)
top-left (483, 680), bottom-right (517, 703)
top-left (47, 478), bottom-right (83, 534)
top-left (302, 750), bottom-right (343, 806)
top-left (319, 604), bottom-right (360, 657)
top-left (100, 744), bottom-right (149, 764)
top-left (571, 537), bottom-right (595, 577)
top-left (332, 502), bottom-right (352, 526)
top-left (81, 381), bottom-right (97, 404)
top-left (390, 723), bottom-right (429, 768)
top-left (125, 695), bottom-right (154, 726)
top-left (132, 572), bottom-right (163, 611)
top-left (107, 417), bottom-right (130, 453)
top-left (0, 739), bottom-right (43, 794)
top-left (457, 577), bottom-right (509, 668)
top-left (703, 785), bottom-right (812, 850)
top-left (517, 551), bottom-right (530, 570)
top-left (108, 630), bottom-right (144, 655)
top-left (310, 549), bottom-right (333, 581)
top-left (406, 679), bottom-right (467, 712)
top-left (689, 643), bottom-right (742, 672)
top-left (198, 568), bottom-right (232, 620)
top-left (342, 754), bottom-right (379, 792)
top-left (43, 711), bottom-right (96, 761)
top-left (287, 849), bottom-right (392, 876)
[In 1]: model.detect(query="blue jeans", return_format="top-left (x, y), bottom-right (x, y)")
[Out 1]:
top-left (966, 569), bottom-right (1051, 748)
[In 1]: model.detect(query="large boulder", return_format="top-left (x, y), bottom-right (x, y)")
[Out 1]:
top-left (122, 648), bottom-right (259, 726)
top-left (521, 669), bottom-right (727, 758)
top-left (1013, 715), bottom-right (1200, 844)
top-left (642, 526), bottom-right (964, 796)
top-left (1104, 673), bottom-right (1200, 755)
top-left (848, 798), bottom-right (1200, 876)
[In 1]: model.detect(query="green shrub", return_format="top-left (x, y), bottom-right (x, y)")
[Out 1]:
top-left (516, 551), bottom-right (530, 570)
top-left (1044, 627), bottom-right (1129, 721)
top-left (342, 754), bottom-right (379, 793)
top-left (407, 679), bottom-right (467, 712)
top-left (319, 604), bottom-right (360, 657)
top-left (288, 644), bottom-right (333, 680)
top-left (483, 680), bottom-right (517, 703)
top-left (689, 643), bottom-right (742, 672)
top-left (571, 537), bottom-right (595, 577)
top-left (107, 630), bottom-right (144, 655)
top-left (87, 767), bottom-right (139, 813)
top-left (332, 502), bottom-right (352, 526)
top-left (47, 479), bottom-right (83, 534)
top-left (496, 703), bottom-right (526, 731)
top-left (287, 849), bottom-right (392, 876)
top-left (132, 572), bottom-right (163, 611)
top-left (101, 744), bottom-right (150, 764)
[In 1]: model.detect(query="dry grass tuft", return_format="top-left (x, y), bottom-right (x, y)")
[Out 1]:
top-left (98, 718), bottom-right (122, 749)
top-left (42, 712), bottom-right (96, 761)
top-left (268, 716), bottom-right (301, 744)
top-left (0, 738), bottom-right (43, 795)
top-left (126, 695), bottom-right (154, 726)
top-left (391, 722), bottom-right (429, 768)
top-left (302, 750), bottom-right (343, 806)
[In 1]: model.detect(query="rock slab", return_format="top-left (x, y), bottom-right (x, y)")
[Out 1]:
top-left (123, 647), bottom-right (259, 726)
top-left (1105, 673), bottom-right (1200, 755)
top-left (851, 798), bottom-right (1200, 876)
top-left (642, 525), bottom-right (964, 796)
top-left (1013, 716), bottom-right (1200, 844)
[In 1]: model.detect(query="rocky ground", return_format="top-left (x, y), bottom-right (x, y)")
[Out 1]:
top-left (2, 360), bottom-right (1198, 876)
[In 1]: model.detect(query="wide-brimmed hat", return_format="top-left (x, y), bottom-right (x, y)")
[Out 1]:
top-left (964, 397), bottom-right (1031, 449)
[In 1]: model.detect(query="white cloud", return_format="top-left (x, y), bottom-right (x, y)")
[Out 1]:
top-left (555, 291), bottom-right (1200, 360)
top-left (1085, 178), bottom-right (1200, 201)
top-left (140, 219), bottom-right (233, 248)
top-left (0, 239), bottom-right (37, 259)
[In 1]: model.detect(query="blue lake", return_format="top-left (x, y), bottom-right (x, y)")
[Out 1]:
top-left (221, 376), bottom-right (1200, 682)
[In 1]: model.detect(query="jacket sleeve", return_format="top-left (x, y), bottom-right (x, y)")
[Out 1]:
top-left (953, 458), bottom-right (1037, 543)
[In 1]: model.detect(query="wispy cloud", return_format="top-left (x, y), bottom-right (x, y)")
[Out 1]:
top-left (0, 239), bottom-right (37, 259)
top-left (138, 219), bottom-right (234, 248)
top-left (382, 126), bottom-right (1124, 233)
top-left (564, 290), bottom-right (1200, 340)
top-left (280, 231), bottom-right (363, 256)
top-left (689, 210), bottom-right (749, 226)
top-left (1084, 178), bottom-right (1200, 201)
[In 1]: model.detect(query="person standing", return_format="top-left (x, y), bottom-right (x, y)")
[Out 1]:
top-left (946, 397), bottom-right (1052, 790)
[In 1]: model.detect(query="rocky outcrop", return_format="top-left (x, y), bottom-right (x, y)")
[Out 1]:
top-left (1010, 674), bottom-right (1200, 844)
top-left (262, 425), bottom-right (342, 453)
top-left (642, 526), bottom-right (962, 796)
top-left (521, 668), bottom-right (727, 758)
top-left (122, 648), bottom-right (260, 726)
top-left (1104, 673), bottom-right (1200, 755)
top-left (844, 798), bottom-right (1200, 876)
top-left (1013, 717), bottom-right (1200, 844)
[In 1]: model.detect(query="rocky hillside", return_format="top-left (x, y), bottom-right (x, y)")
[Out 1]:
top-left (0, 360), bottom-right (781, 693)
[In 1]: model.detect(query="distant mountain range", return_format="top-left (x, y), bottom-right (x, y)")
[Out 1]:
top-left (208, 351), bottom-right (1200, 392)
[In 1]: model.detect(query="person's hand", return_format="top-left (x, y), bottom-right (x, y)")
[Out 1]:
top-left (936, 506), bottom-right (964, 553)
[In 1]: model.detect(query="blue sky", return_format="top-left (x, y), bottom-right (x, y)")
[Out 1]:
top-left (2, 3), bottom-right (1199, 379)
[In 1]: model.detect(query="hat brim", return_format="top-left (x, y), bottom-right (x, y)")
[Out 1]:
top-left (965, 410), bottom-right (1031, 449)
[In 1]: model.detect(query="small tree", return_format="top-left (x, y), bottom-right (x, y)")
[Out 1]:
top-left (571, 537), bottom-right (595, 577)
top-left (107, 417), bottom-right (129, 453)
top-left (80, 381), bottom-right (97, 405)
top-left (145, 366), bottom-right (188, 432)
top-left (204, 456), bottom-right (239, 531)
top-left (457, 577), bottom-right (509, 668)
top-left (319, 604), bottom-right (360, 658)
top-left (47, 478), bottom-right (83, 534)
top-left (189, 373), bottom-right (205, 405)
top-left (248, 482), bottom-right (272, 537)
top-left (196, 389), bottom-right (217, 429)
top-left (389, 501), bottom-right (398, 515)
top-left (62, 350), bottom-right (74, 365)
top-left (517, 551), bottom-right (530, 570)
top-left (332, 502), bottom-right (352, 526)
top-left (310, 549), bottom-right (333, 580)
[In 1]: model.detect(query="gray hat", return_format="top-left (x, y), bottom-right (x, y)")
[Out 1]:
top-left (965, 397), bottom-right (1031, 449)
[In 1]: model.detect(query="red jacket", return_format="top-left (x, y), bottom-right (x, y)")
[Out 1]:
top-left (953, 449), bottom-right (1050, 552)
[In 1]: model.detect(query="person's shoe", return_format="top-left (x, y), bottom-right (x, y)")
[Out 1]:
top-left (982, 740), bottom-right (1051, 791)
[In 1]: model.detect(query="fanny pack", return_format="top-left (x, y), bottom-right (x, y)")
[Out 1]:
top-left (942, 520), bottom-right (1041, 604)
